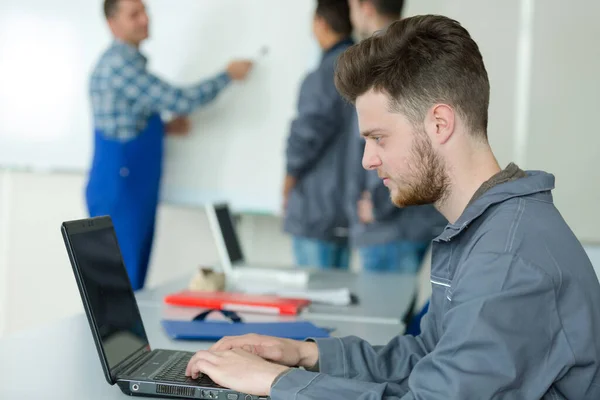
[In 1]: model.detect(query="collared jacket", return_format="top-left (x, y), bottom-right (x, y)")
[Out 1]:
top-left (273, 170), bottom-right (600, 399)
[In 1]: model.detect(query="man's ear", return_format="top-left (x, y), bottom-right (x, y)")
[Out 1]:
top-left (107, 18), bottom-right (119, 36)
top-left (425, 104), bottom-right (455, 145)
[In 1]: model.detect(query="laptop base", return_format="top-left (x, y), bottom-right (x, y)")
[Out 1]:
top-left (116, 348), bottom-right (264, 400)
top-left (117, 380), bottom-right (253, 400)
top-left (116, 379), bottom-right (263, 399)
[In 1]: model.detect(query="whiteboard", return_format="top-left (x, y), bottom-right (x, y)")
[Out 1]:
top-left (0, 0), bottom-right (318, 214)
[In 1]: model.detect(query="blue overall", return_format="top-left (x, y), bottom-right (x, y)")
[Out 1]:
top-left (86, 114), bottom-right (164, 291)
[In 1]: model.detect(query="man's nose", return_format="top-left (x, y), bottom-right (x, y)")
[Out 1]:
top-left (362, 142), bottom-right (381, 171)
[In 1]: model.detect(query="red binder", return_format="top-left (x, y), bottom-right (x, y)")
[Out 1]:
top-left (164, 290), bottom-right (312, 315)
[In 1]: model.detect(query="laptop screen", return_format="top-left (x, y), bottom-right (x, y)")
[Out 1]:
top-left (214, 204), bottom-right (245, 264)
top-left (66, 219), bottom-right (149, 374)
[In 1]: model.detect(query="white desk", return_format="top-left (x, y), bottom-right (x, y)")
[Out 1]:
top-left (137, 270), bottom-right (416, 325)
top-left (0, 305), bottom-right (404, 399)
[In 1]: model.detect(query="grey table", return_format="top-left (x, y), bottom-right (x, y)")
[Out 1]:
top-left (137, 270), bottom-right (416, 325)
top-left (0, 305), bottom-right (405, 399)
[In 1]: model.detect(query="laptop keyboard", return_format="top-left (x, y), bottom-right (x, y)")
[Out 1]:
top-left (154, 352), bottom-right (216, 385)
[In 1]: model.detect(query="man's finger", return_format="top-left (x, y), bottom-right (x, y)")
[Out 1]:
top-left (240, 344), bottom-right (253, 353)
top-left (186, 351), bottom-right (220, 376)
top-left (209, 336), bottom-right (236, 352)
top-left (234, 344), bottom-right (283, 362)
top-left (186, 351), bottom-right (205, 376)
top-left (256, 345), bottom-right (284, 362)
top-left (211, 334), bottom-right (258, 352)
top-left (190, 358), bottom-right (216, 380)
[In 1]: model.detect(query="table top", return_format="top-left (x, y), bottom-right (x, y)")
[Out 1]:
top-left (137, 270), bottom-right (416, 325)
top-left (0, 304), bottom-right (404, 399)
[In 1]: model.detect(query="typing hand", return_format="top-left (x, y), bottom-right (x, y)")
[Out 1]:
top-left (165, 116), bottom-right (191, 136)
top-left (199, 333), bottom-right (318, 369)
top-left (226, 60), bottom-right (254, 81)
top-left (358, 191), bottom-right (374, 224)
top-left (185, 348), bottom-right (289, 396)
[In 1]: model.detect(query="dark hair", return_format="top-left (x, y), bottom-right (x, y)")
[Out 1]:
top-left (360, 0), bottom-right (404, 19)
top-left (335, 15), bottom-right (490, 137)
top-left (104, 0), bottom-right (120, 19)
top-left (316, 0), bottom-right (353, 36)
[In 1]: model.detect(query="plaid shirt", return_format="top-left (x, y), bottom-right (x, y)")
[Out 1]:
top-left (90, 40), bottom-right (231, 141)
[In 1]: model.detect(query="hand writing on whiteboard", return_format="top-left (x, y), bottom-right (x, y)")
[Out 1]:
top-left (227, 60), bottom-right (254, 81)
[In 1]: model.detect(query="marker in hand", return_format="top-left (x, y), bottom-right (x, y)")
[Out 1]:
top-left (256, 46), bottom-right (269, 60)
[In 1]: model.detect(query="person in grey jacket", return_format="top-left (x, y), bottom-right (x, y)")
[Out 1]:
top-left (282, 0), bottom-right (356, 269)
top-left (347, 0), bottom-right (446, 273)
top-left (186, 15), bottom-right (600, 399)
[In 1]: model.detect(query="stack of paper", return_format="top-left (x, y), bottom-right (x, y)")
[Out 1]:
top-left (241, 287), bottom-right (353, 306)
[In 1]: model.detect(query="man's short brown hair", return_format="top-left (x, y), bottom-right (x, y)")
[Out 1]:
top-left (335, 15), bottom-right (490, 137)
top-left (104, 0), bottom-right (121, 19)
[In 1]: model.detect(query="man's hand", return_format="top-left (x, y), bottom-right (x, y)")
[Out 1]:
top-left (226, 60), bottom-right (254, 81)
top-left (165, 116), bottom-right (191, 136)
top-left (358, 191), bottom-right (374, 224)
top-left (282, 175), bottom-right (297, 211)
top-left (186, 348), bottom-right (289, 396)
top-left (199, 333), bottom-right (319, 369)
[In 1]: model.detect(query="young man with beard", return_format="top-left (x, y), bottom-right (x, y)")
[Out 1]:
top-left (184, 15), bottom-right (600, 399)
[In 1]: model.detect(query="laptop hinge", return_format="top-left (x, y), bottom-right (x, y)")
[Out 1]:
top-left (113, 346), bottom-right (152, 379)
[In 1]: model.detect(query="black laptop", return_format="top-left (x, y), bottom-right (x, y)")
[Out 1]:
top-left (61, 215), bottom-right (264, 400)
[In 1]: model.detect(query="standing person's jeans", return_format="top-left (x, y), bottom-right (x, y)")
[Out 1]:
top-left (292, 237), bottom-right (350, 269)
top-left (359, 241), bottom-right (429, 273)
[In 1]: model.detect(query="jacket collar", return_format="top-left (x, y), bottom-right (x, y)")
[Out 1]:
top-left (434, 171), bottom-right (555, 242)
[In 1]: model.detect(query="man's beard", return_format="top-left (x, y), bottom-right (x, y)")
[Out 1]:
top-left (390, 131), bottom-right (449, 208)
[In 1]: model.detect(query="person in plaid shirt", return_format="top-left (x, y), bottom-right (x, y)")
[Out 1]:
top-left (87, 0), bottom-right (253, 290)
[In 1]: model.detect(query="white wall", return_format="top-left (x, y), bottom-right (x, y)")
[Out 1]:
top-left (524, 0), bottom-right (600, 242)
top-left (0, 170), bottom-right (9, 336)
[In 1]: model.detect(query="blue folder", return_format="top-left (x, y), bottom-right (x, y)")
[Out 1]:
top-left (161, 320), bottom-right (331, 341)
